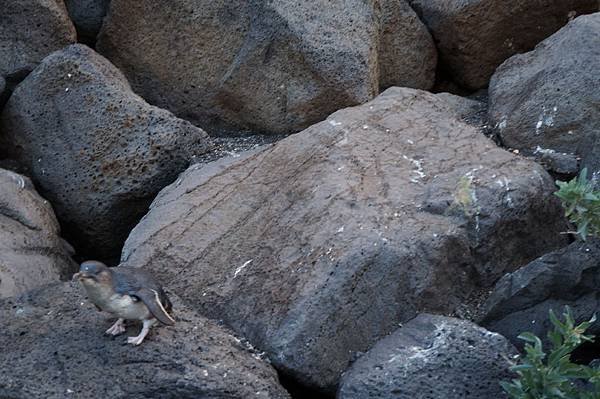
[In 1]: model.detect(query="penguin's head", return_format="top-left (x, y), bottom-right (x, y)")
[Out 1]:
top-left (73, 260), bottom-right (111, 284)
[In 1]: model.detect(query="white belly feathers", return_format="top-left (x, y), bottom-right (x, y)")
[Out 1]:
top-left (82, 281), bottom-right (151, 320)
top-left (101, 293), bottom-right (151, 320)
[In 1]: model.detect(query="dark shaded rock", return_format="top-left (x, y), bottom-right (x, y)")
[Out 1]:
top-left (0, 169), bottom-right (76, 298)
top-left (409, 0), bottom-right (598, 89)
top-left (65, 0), bottom-right (111, 44)
top-left (489, 13), bottom-right (600, 175)
top-left (97, 0), bottom-right (381, 134)
top-left (0, 0), bottom-right (76, 82)
top-left (481, 239), bottom-right (600, 348)
top-left (379, 0), bottom-right (437, 90)
top-left (436, 92), bottom-right (486, 125)
top-left (0, 282), bottom-right (290, 399)
top-left (0, 44), bottom-right (212, 261)
top-left (338, 314), bottom-right (517, 399)
top-left (121, 87), bottom-right (566, 391)
top-left (536, 150), bottom-right (580, 178)
top-left (0, 76), bottom-right (5, 108)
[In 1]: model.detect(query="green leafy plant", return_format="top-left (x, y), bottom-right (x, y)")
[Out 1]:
top-left (555, 168), bottom-right (600, 240)
top-left (502, 307), bottom-right (600, 399)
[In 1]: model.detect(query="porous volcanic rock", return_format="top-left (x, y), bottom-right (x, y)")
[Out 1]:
top-left (378, 0), bottom-right (437, 90)
top-left (0, 0), bottom-right (76, 83)
top-left (121, 87), bottom-right (566, 391)
top-left (0, 282), bottom-right (290, 399)
top-left (337, 314), bottom-right (517, 399)
top-left (409, 0), bottom-right (598, 89)
top-left (97, 0), bottom-right (381, 134)
top-left (0, 44), bottom-right (212, 261)
top-left (0, 169), bottom-right (76, 298)
top-left (489, 13), bottom-right (600, 174)
top-left (481, 239), bottom-right (600, 348)
top-left (64, 0), bottom-right (111, 44)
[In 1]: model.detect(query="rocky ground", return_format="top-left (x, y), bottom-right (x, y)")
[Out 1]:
top-left (0, 1), bottom-right (598, 398)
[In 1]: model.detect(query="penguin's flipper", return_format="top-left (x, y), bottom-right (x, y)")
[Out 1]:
top-left (133, 288), bottom-right (176, 326)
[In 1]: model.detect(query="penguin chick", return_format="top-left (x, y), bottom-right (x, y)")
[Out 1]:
top-left (73, 260), bottom-right (175, 345)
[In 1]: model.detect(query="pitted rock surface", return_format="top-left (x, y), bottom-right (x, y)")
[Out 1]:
top-left (0, 44), bottom-right (212, 260)
top-left (338, 314), bottom-right (517, 399)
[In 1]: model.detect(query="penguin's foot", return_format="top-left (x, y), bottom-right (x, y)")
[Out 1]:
top-left (105, 318), bottom-right (126, 336)
top-left (127, 319), bottom-right (155, 345)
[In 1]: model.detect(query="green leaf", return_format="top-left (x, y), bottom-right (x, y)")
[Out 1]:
top-left (502, 306), bottom-right (600, 398)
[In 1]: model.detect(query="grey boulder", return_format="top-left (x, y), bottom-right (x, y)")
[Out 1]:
top-left (0, 282), bottom-right (290, 399)
top-left (0, 169), bottom-right (76, 298)
top-left (121, 87), bottom-right (566, 391)
top-left (0, 0), bottom-right (76, 82)
top-left (481, 239), bottom-right (600, 348)
top-left (378, 0), bottom-right (437, 90)
top-left (338, 314), bottom-right (518, 399)
top-left (489, 13), bottom-right (600, 174)
top-left (0, 44), bottom-right (212, 261)
top-left (409, 0), bottom-right (598, 89)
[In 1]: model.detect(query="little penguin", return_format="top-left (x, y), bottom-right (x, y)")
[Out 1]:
top-left (73, 260), bottom-right (175, 345)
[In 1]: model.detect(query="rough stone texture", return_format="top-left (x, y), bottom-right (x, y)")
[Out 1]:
top-left (0, 169), bottom-right (76, 298)
top-left (97, 0), bottom-right (381, 134)
top-left (408, 0), bottom-right (599, 89)
top-left (0, 0), bottom-right (76, 82)
top-left (489, 14), bottom-right (600, 175)
top-left (481, 239), bottom-right (600, 348)
top-left (378, 0), bottom-right (437, 90)
top-left (435, 92), bottom-right (486, 124)
top-left (65, 0), bottom-right (111, 44)
top-left (0, 44), bottom-right (212, 261)
top-left (337, 314), bottom-right (517, 399)
top-left (121, 87), bottom-right (566, 391)
top-left (0, 282), bottom-right (290, 399)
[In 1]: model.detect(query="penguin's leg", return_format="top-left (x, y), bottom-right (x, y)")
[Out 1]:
top-left (105, 318), bottom-right (126, 336)
top-left (127, 318), bottom-right (156, 345)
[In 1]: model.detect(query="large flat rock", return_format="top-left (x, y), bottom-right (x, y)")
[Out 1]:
top-left (121, 87), bottom-right (566, 391)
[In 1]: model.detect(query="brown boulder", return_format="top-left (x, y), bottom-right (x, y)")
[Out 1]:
top-left (378, 0), bottom-right (437, 90)
top-left (97, 0), bottom-right (381, 134)
top-left (409, 0), bottom-right (598, 89)
top-left (121, 88), bottom-right (566, 391)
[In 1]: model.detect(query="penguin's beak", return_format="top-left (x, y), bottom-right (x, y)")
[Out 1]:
top-left (72, 272), bottom-right (90, 281)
